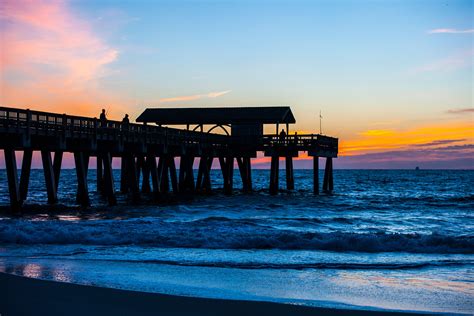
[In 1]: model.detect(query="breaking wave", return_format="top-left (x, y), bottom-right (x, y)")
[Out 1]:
top-left (0, 218), bottom-right (472, 254)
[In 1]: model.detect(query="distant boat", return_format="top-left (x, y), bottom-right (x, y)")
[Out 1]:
top-left (415, 166), bottom-right (420, 170)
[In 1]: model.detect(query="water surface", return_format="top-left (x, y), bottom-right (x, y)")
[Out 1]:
top-left (0, 169), bottom-right (473, 314)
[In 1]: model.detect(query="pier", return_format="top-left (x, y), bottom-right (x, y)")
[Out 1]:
top-left (0, 106), bottom-right (338, 212)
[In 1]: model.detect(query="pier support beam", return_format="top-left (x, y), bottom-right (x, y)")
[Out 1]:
top-left (269, 155), bottom-right (279, 195)
top-left (41, 150), bottom-right (57, 204)
top-left (140, 155), bottom-right (151, 193)
top-left (73, 152), bottom-right (89, 206)
top-left (196, 156), bottom-right (213, 193)
top-left (322, 157), bottom-right (333, 193)
top-left (179, 155), bottom-right (195, 193)
top-left (237, 157), bottom-right (251, 193)
top-left (53, 151), bottom-right (63, 191)
top-left (102, 152), bottom-right (117, 206)
top-left (313, 156), bottom-right (319, 195)
top-left (19, 149), bottom-right (33, 202)
top-left (158, 156), bottom-right (178, 194)
top-left (285, 156), bottom-right (294, 191)
top-left (204, 157), bottom-right (213, 192)
top-left (158, 156), bottom-right (169, 193)
top-left (220, 156), bottom-right (233, 195)
top-left (245, 157), bottom-right (252, 192)
top-left (196, 156), bottom-right (205, 192)
top-left (328, 157), bottom-right (334, 192)
top-left (168, 156), bottom-right (179, 194)
top-left (147, 154), bottom-right (160, 198)
top-left (120, 156), bottom-right (128, 193)
top-left (126, 154), bottom-right (140, 201)
top-left (97, 155), bottom-right (104, 194)
top-left (4, 149), bottom-right (21, 211)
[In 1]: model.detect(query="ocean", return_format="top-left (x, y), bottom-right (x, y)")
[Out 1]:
top-left (0, 169), bottom-right (473, 314)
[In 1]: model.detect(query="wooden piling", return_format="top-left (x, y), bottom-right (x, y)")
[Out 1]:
top-left (237, 157), bottom-right (251, 192)
top-left (41, 150), bottom-right (57, 204)
top-left (179, 156), bottom-right (185, 191)
top-left (97, 154), bottom-right (104, 194)
top-left (158, 156), bottom-right (169, 193)
top-left (141, 156), bottom-right (151, 193)
top-left (186, 156), bottom-right (195, 191)
top-left (195, 156), bottom-right (205, 191)
top-left (127, 154), bottom-right (140, 201)
top-left (328, 157), bottom-right (334, 192)
top-left (285, 156), bottom-right (294, 190)
top-left (322, 157), bottom-right (330, 193)
top-left (220, 156), bottom-right (233, 195)
top-left (4, 149), bottom-right (21, 211)
top-left (53, 151), bottom-right (63, 191)
top-left (102, 152), bottom-right (117, 205)
top-left (227, 157), bottom-right (234, 195)
top-left (269, 155), bottom-right (279, 195)
top-left (19, 149), bottom-right (33, 202)
top-left (136, 156), bottom-right (145, 188)
top-left (120, 156), bottom-right (128, 193)
top-left (313, 156), bottom-right (319, 195)
top-left (73, 152), bottom-right (89, 206)
top-left (202, 156), bottom-right (213, 193)
top-left (179, 155), bottom-right (195, 193)
top-left (245, 157), bottom-right (252, 191)
top-left (84, 154), bottom-right (90, 177)
top-left (147, 154), bottom-right (160, 198)
top-left (168, 156), bottom-right (179, 194)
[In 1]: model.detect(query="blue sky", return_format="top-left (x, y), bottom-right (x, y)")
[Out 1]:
top-left (1, 0), bottom-right (473, 168)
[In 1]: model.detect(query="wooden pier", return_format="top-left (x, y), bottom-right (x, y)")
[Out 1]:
top-left (0, 106), bottom-right (338, 212)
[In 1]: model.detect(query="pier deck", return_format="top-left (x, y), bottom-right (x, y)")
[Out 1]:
top-left (0, 106), bottom-right (338, 211)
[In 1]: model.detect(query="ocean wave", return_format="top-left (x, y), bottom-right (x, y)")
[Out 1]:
top-left (82, 258), bottom-right (473, 270)
top-left (0, 218), bottom-right (473, 254)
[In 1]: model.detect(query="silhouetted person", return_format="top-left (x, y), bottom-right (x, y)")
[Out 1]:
top-left (294, 131), bottom-right (298, 144)
top-left (122, 114), bottom-right (130, 130)
top-left (279, 129), bottom-right (286, 143)
top-left (100, 109), bottom-right (107, 127)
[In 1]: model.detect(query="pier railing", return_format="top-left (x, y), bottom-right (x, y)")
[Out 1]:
top-left (0, 107), bottom-right (230, 147)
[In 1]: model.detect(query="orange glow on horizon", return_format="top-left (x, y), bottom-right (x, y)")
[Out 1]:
top-left (340, 122), bottom-right (473, 156)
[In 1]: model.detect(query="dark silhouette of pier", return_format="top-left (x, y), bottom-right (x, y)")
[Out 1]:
top-left (0, 106), bottom-right (338, 212)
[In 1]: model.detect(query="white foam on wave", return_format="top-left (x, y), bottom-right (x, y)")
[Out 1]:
top-left (0, 218), bottom-right (472, 254)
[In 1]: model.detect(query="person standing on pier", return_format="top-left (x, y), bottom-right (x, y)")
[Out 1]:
top-left (279, 128), bottom-right (287, 144)
top-left (100, 109), bottom-right (107, 128)
top-left (122, 114), bottom-right (130, 131)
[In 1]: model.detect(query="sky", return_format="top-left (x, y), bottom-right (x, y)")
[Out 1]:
top-left (0, 0), bottom-right (473, 169)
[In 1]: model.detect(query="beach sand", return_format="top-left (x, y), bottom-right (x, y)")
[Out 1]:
top-left (0, 272), bottom-right (434, 316)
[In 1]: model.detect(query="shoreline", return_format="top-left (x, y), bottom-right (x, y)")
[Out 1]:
top-left (0, 272), bottom-right (437, 316)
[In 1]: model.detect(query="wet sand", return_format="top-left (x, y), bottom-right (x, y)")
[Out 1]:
top-left (0, 272), bottom-right (435, 316)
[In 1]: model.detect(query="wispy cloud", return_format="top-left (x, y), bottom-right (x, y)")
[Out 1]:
top-left (428, 28), bottom-right (474, 34)
top-left (412, 49), bottom-right (474, 73)
top-left (0, 0), bottom-right (121, 117)
top-left (411, 139), bottom-right (466, 147)
top-left (158, 90), bottom-right (232, 103)
top-left (446, 108), bottom-right (474, 115)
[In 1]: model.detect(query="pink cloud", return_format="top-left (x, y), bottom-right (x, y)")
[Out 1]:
top-left (0, 0), bottom-right (121, 117)
top-left (412, 49), bottom-right (474, 74)
top-left (428, 28), bottom-right (474, 34)
top-left (446, 108), bottom-right (474, 115)
top-left (158, 90), bottom-right (232, 104)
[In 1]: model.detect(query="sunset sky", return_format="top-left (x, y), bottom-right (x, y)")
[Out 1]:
top-left (0, 0), bottom-right (473, 168)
